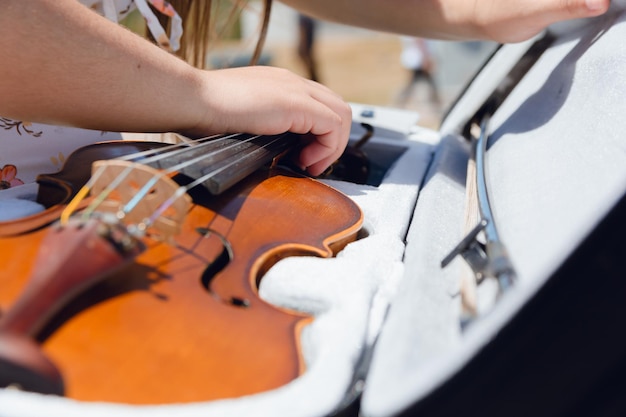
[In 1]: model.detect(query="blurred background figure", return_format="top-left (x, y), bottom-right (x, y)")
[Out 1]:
top-left (396, 36), bottom-right (441, 110)
top-left (297, 14), bottom-right (320, 82)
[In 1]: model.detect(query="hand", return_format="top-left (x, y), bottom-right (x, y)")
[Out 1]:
top-left (281, 0), bottom-right (610, 44)
top-left (189, 66), bottom-right (352, 177)
top-left (461, 0), bottom-right (612, 42)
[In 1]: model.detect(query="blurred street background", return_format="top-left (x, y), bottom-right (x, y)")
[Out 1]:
top-left (122, 1), bottom-right (498, 130)
top-left (207, 1), bottom-right (498, 129)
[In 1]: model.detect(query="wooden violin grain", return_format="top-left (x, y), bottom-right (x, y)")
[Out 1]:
top-left (0, 141), bottom-right (362, 404)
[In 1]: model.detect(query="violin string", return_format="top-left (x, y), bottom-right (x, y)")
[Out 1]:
top-left (110, 133), bottom-right (231, 169)
top-left (143, 134), bottom-right (287, 231)
top-left (61, 131), bottom-right (291, 237)
top-left (81, 163), bottom-right (141, 221)
top-left (155, 134), bottom-right (263, 175)
top-left (114, 133), bottom-right (224, 163)
top-left (120, 133), bottom-right (265, 216)
top-left (99, 133), bottom-right (249, 217)
top-left (60, 164), bottom-right (109, 225)
top-left (182, 134), bottom-right (287, 190)
top-left (60, 133), bottom-right (259, 223)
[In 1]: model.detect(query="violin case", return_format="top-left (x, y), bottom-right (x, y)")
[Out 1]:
top-left (2, 3), bottom-right (626, 417)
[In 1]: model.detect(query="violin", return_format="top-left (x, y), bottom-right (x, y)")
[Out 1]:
top-left (0, 133), bottom-right (363, 404)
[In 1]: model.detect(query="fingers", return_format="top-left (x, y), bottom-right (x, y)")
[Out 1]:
top-left (542, 0), bottom-right (611, 21)
top-left (195, 66), bottom-right (352, 177)
top-left (294, 80), bottom-right (352, 176)
top-left (473, 0), bottom-right (611, 42)
top-left (583, 0), bottom-right (612, 13)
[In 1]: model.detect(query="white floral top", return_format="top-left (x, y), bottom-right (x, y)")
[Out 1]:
top-left (0, 0), bottom-right (182, 192)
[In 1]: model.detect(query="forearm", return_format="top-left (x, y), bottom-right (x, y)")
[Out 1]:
top-left (0, 0), bottom-right (353, 176)
top-left (0, 0), bottom-right (206, 133)
top-left (280, 0), bottom-right (611, 42)
top-left (282, 0), bottom-right (471, 39)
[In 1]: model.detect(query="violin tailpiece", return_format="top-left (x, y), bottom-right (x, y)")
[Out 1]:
top-left (0, 217), bottom-right (144, 394)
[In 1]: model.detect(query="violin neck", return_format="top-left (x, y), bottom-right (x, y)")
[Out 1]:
top-left (147, 132), bottom-right (299, 195)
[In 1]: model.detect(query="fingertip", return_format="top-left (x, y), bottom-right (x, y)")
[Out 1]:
top-left (585, 0), bottom-right (610, 13)
top-left (304, 161), bottom-right (329, 177)
top-left (298, 145), bottom-right (338, 177)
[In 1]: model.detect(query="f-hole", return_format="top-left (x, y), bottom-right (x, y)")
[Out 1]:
top-left (197, 227), bottom-right (249, 308)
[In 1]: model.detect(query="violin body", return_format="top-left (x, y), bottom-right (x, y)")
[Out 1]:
top-left (0, 140), bottom-right (362, 404)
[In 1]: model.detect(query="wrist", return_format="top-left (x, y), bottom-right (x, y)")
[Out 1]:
top-left (176, 67), bottom-right (219, 138)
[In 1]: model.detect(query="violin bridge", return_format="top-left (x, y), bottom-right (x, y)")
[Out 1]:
top-left (89, 160), bottom-right (192, 238)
